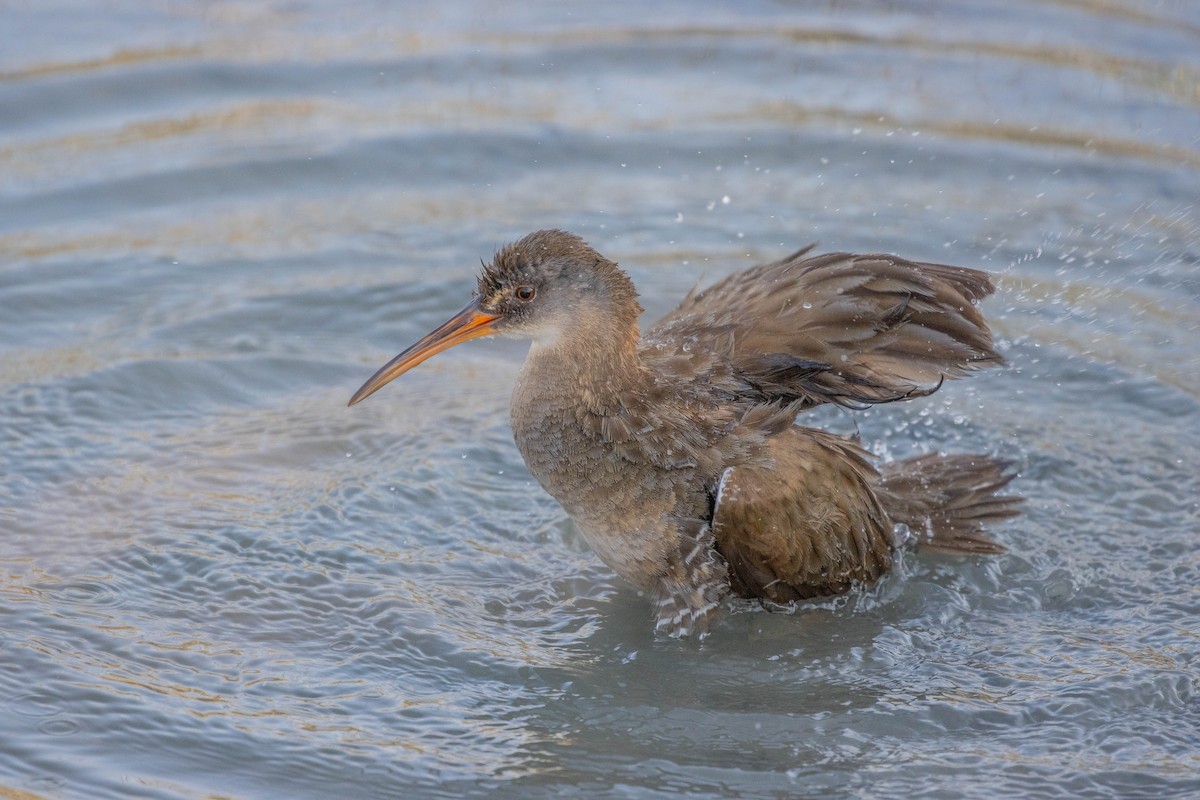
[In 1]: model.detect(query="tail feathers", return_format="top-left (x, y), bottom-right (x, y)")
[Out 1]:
top-left (876, 453), bottom-right (1022, 554)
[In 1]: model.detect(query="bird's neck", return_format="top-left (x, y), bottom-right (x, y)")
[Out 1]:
top-left (518, 257), bottom-right (647, 411)
top-left (508, 299), bottom-right (652, 541)
top-left (522, 305), bottom-right (645, 411)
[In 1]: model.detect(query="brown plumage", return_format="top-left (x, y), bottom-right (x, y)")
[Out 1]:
top-left (349, 230), bottom-right (1021, 637)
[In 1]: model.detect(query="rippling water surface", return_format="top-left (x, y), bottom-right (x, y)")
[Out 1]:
top-left (2, 2), bottom-right (1198, 798)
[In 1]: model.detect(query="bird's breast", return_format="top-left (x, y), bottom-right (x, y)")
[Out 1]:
top-left (509, 368), bottom-right (692, 586)
top-left (510, 382), bottom-right (666, 522)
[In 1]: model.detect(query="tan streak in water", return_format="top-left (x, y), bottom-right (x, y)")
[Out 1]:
top-left (731, 102), bottom-right (1200, 168)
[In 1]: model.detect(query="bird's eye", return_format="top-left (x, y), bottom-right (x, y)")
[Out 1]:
top-left (515, 285), bottom-right (536, 302)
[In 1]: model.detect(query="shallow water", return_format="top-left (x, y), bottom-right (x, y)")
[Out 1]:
top-left (2, 1), bottom-right (1199, 798)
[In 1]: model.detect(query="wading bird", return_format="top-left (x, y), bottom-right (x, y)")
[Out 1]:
top-left (349, 230), bottom-right (1020, 636)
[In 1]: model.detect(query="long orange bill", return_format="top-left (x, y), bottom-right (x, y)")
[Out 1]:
top-left (347, 296), bottom-right (500, 406)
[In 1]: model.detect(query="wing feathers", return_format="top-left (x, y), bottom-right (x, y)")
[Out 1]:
top-left (643, 249), bottom-right (1002, 412)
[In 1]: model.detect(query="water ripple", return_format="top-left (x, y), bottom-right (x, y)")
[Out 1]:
top-left (1, 2), bottom-right (1198, 798)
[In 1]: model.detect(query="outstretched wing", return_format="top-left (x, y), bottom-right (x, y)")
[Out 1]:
top-left (642, 248), bottom-right (1002, 410)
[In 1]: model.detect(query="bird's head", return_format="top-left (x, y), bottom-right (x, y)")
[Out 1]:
top-left (348, 229), bottom-right (640, 406)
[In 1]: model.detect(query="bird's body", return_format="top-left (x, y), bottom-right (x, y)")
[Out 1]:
top-left (350, 230), bottom-right (1020, 636)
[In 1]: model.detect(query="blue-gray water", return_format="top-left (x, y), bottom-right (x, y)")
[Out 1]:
top-left (2, 2), bottom-right (1198, 798)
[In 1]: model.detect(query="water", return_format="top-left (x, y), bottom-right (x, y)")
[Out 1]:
top-left (2, 1), bottom-right (1198, 798)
